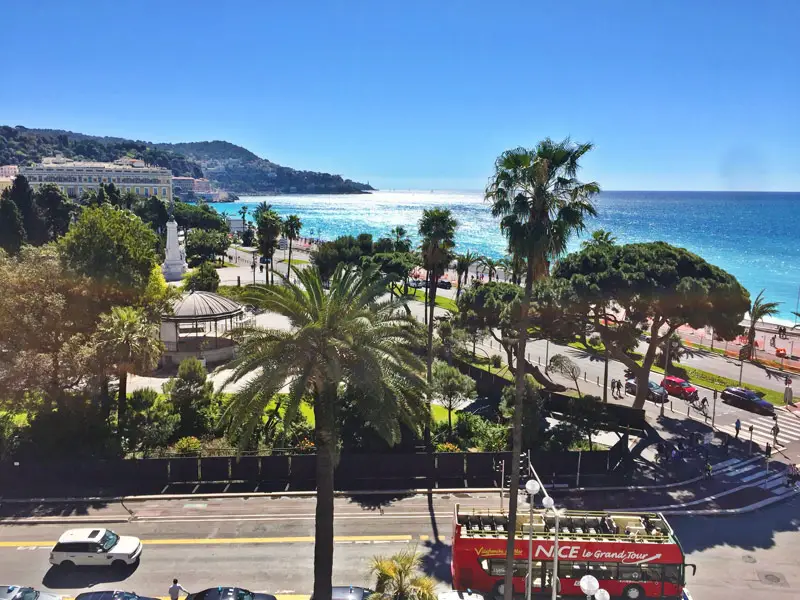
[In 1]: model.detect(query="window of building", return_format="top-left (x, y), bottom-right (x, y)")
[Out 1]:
top-left (144, 188), bottom-right (149, 196)
top-left (135, 187), bottom-right (140, 194)
top-left (153, 187), bottom-right (158, 195)
top-left (162, 187), bottom-right (167, 196)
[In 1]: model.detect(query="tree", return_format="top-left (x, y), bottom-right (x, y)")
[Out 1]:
top-left (431, 360), bottom-right (476, 433)
top-left (551, 241), bottom-right (750, 409)
top-left (479, 256), bottom-right (500, 282)
top-left (34, 184), bottom-right (75, 241)
top-left (391, 226), bottom-right (412, 252)
top-left (485, 138), bottom-right (599, 600)
top-left (746, 289), bottom-right (780, 359)
top-left (455, 282), bottom-right (522, 368)
top-left (174, 202), bottom-right (227, 232)
top-left (133, 195), bottom-right (169, 234)
top-left (163, 357), bottom-right (216, 438)
top-left (92, 306), bottom-right (163, 432)
top-left (418, 208), bottom-right (457, 392)
top-left (548, 354), bottom-right (583, 397)
top-left (183, 261), bottom-right (220, 292)
top-left (454, 250), bottom-right (479, 300)
top-left (59, 204), bottom-right (159, 297)
top-left (185, 229), bottom-right (230, 267)
top-left (0, 194), bottom-right (25, 255)
top-left (221, 265), bottom-right (427, 600)
top-left (499, 374), bottom-right (545, 450)
top-left (7, 175), bottom-right (47, 245)
top-left (122, 388), bottom-right (179, 456)
top-left (310, 234), bottom-right (374, 281)
top-left (369, 548), bottom-right (437, 600)
top-left (282, 214), bottom-right (303, 278)
top-left (256, 207), bottom-right (282, 284)
top-left (582, 228), bottom-right (617, 250)
top-left (239, 205), bottom-right (249, 227)
top-left (374, 237), bottom-right (395, 253)
top-left (241, 225), bottom-right (255, 247)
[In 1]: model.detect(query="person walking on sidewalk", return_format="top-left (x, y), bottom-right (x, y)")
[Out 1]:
top-left (169, 579), bottom-right (189, 600)
top-left (704, 461), bottom-right (713, 479)
top-left (610, 378), bottom-right (617, 399)
top-left (735, 418), bottom-right (741, 439)
top-left (772, 423), bottom-right (780, 447)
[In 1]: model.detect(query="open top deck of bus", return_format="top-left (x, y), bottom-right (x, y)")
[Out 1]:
top-left (455, 506), bottom-right (676, 544)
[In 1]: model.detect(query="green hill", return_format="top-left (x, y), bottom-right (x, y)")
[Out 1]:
top-left (0, 125), bottom-right (374, 195)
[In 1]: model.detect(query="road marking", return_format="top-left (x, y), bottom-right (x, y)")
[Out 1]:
top-left (0, 534), bottom-right (413, 548)
top-left (65, 596), bottom-right (308, 600)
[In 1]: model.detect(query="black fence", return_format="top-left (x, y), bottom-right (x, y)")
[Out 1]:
top-left (0, 449), bottom-right (612, 499)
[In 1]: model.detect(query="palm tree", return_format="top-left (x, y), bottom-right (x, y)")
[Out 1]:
top-left (253, 201), bottom-right (273, 223)
top-left (391, 225), bottom-right (412, 252)
top-left (454, 250), bottom-right (479, 300)
top-left (581, 228), bottom-right (617, 249)
top-left (282, 214), bottom-right (303, 278)
top-left (369, 548), bottom-right (437, 600)
top-left (255, 207), bottom-right (283, 285)
top-left (93, 306), bottom-right (163, 433)
top-left (479, 256), bottom-right (500, 282)
top-left (221, 265), bottom-right (427, 600)
top-left (486, 138), bottom-right (599, 600)
top-left (238, 205), bottom-right (249, 228)
top-left (747, 289), bottom-right (780, 359)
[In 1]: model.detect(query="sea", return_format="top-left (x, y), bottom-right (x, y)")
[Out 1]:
top-left (207, 190), bottom-right (800, 321)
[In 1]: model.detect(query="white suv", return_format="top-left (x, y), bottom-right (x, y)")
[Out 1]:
top-left (49, 529), bottom-right (142, 568)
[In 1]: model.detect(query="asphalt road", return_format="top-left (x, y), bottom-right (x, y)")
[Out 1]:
top-left (2, 494), bottom-right (800, 600)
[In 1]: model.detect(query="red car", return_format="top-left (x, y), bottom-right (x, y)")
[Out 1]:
top-left (661, 375), bottom-right (699, 400)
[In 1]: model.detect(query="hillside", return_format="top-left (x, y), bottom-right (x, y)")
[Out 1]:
top-left (0, 126), bottom-right (374, 195)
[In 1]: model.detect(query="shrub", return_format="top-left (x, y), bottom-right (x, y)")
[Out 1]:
top-left (122, 388), bottom-right (179, 456)
top-left (172, 435), bottom-right (202, 455)
top-left (490, 355), bottom-right (502, 369)
top-left (163, 357), bottom-right (216, 437)
top-left (436, 441), bottom-right (461, 453)
top-left (183, 261), bottom-right (220, 292)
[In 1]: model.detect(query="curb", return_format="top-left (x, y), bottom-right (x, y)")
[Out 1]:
top-left (659, 487), bottom-right (800, 516)
top-left (0, 516), bottom-right (130, 525)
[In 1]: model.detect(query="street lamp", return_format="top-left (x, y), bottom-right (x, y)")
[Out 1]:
top-left (542, 495), bottom-right (559, 600)
top-left (524, 480), bottom-right (540, 600)
top-left (579, 574), bottom-right (609, 600)
top-left (594, 589), bottom-right (610, 600)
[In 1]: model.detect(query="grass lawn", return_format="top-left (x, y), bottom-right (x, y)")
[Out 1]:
top-left (277, 258), bottom-right (308, 265)
top-left (683, 341), bottom-right (727, 357)
top-left (398, 287), bottom-right (459, 312)
top-left (431, 404), bottom-right (458, 425)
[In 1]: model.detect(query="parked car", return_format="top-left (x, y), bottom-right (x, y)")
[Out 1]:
top-left (49, 529), bottom-right (142, 568)
top-left (311, 587), bottom-right (375, 600)
top-left (76, 592), bottom-right (158, 600)
top-left (1, 586), bottom-right (62, 600)
top-left (437, 279), bottom-right (452, 289)
top-left (625, 378), bottom-right (669, 403)
top-left (187, 589), bottom-right (276, 600)
top-left (720, 387), bottom-right (775, 415)
top-left (409, 279), bottom-right (425, 289)
top-left (660, 375), bottom-right (699, 400)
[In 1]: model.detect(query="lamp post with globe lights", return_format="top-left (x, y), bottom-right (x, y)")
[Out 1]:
top-left (524, 479), bottom-right (541, 600)
top-left (542, 495), bottom-right (559, 600)
top-left (579, 574), bottom-right (609, 600)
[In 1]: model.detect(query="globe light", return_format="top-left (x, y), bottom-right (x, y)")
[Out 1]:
top-left (594, 589), bottom-right (610, 600)
top-left (542, 495), bottom-right (555, 510)
top-left (525, 480), bottom-right (540, 495)
top-left (579, 575), bottom-right (600, 597)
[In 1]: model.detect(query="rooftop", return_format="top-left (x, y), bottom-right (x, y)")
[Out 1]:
top-left (164, 291), bottom-right (245, 322)
top-left (57, 528), bottom-right (106, 543)
top-left (23, 157), bottom-right (167, 171)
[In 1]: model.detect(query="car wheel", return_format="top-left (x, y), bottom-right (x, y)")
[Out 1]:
top-left (112, 559), bottom-right (127, 568)
top-left (60, 560), bottom-right (75, 569)
top-left (622, 584), bottom-right (645, 599)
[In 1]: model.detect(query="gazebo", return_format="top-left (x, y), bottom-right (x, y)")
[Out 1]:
top-left (160, 291), bottom-right (250, 366)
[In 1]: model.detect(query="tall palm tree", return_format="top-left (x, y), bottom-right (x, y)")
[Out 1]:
top-left (419, 209), bottom-right (457, 382)
top-left (256, 207), bottom-right (283, 285)
top-left (253, 201), bottom-right (273, 223)
top-left (221, 265), bottom-right (427, 600)
top-left (486, 138), bottom-right (599, 600)
top-left (238, 205), bottom-right (249, 228)
top-left (93, 306), bottom-right (163, 433)
top-left (391, 225), bottom-right (412, 252)
top-left (454, 250), bottom-right (479, 300)
top-left (479, 256), bottom-right (500, 282)
top-left (581, 228), bottom-right (617, 249)
top-left (747, 289), bottom-right (780, 359)
top-left (282, 214), bottom-right (303, 278)
top-left (369, 548), bottom-right (437, 600)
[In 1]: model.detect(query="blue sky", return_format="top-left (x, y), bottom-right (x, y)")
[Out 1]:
top-left (3, 1), bottom-right (798, 191)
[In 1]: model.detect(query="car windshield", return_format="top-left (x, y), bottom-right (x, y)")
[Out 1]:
top-left (236, 591), bottom-right (253, 600)
top-left (100, 530), bottom-right (119, 551)
top-left (680, 381), bottom-right (691, 388)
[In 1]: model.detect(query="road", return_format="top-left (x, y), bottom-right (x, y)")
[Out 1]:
top-left (2, 494), bottom-right (799, 600)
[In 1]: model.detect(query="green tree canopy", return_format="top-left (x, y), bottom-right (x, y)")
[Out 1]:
top-left (174, 201), bottom-right (228, 232)
top-left (551, 241), bottom-right (750, 408)
top-left (59, 204), bottom-right (159, 296)
top-left (255, 206), bottom-right (282, 284)
top-left (0, 194), bottom-right (25, 255)
top-left (185, 229), bottom-right (230, 267)
top-left (311, 234), bottom-right (375, 281)
top-left (163, 357), bottom-right (216, 438)
top-left (455, 281), bottom-right (522, 367)
top-left (183, 261), bottom-right (220, 292)
top-left (431, 360), bottom-right (476, 433)
top-left (34, 184), bottom-right (76, 241)
top-left (7, 175), bottom-right (47, 245)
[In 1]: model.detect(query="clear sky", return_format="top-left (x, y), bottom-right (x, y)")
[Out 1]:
top-left (3, 1), bottom-right (798, 191)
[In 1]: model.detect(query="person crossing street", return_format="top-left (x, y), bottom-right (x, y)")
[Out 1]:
top-left (735, 418), bottom-right (741, 439)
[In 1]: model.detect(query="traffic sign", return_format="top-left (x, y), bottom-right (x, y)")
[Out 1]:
top-left (739, 344), bottom-right (751, 360)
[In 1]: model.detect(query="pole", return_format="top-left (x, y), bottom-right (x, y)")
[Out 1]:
top-left (551, 510), bottom-right (559, 600)
top-left (545, 340), bottom-right (550, 372)
top-left (527, 498), bottom-right (533, 600)
top-left (710, 327), bottom-right (714, 351)
top-left (795, 285), bottom-right (800, 326)
top-left (712, 390), bottom-right (717, 428)
top-left (500, 460), bottom-right (505, 512)
top-left (749, 427), bottom-right (753, 455)
top-left (576, 450), bottom-right (582, 488)
top-left (603, 346), bottom-right (609, 403)
top-left (738, 358), bottom-right (744, 386)
top-left (664, 341), bottom-right (671, 375)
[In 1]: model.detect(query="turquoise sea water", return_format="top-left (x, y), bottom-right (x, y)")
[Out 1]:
top-left (208, 190), bottom-right (800, 320)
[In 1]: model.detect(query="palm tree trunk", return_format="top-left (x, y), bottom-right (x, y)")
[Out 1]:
top-left (117, 370), bottom-right (128, 435)
top-left (503, 256), bottom-right (534, 600)
top-left (313, 389), bottom-right (336, 600)
top-left (287, 239), bottom-right (293, 279)
top-left (423, 273), bottom-right (429, 325)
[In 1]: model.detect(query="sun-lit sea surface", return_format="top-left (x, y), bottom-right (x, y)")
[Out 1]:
top-left (208, 190), bottom-right (800, 320)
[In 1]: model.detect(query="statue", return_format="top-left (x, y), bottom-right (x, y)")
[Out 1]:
top-left (161, 195), bottom-right (187, 281)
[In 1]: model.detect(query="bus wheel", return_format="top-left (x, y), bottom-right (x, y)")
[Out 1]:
top-left (490, 582), bottom-right (504, 600)
top-left (622, 585), bottom-right (645, 599)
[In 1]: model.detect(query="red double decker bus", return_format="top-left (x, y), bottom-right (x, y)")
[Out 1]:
top-left (451, 505), bottom-right (695, 600)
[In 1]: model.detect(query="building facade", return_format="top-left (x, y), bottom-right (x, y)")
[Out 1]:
top-left (19, 157), bottom-right (173, 201)
top-left (0, 177), bottom-right (12, 193)
top-left (172, 176), bottom-right (195, 194)
top-left (0, 165), bottom-right (19, 178)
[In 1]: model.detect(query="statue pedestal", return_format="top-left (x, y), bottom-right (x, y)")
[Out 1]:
top-left (162, 219), bottom-right (187, 281)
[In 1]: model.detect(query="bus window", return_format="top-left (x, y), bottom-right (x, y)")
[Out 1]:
top-left (663, 565), bottom-right (682, 585)
top-left (587, 562), bottom-right (617, 580)
top-left (618, 565), bottom-right (644, 582)
top-left (641, 564), bottom-right (662, 582)
top-left (487, 560), bottom-right (532, 577)
top-left (558, 562), bottom-right (587, 579)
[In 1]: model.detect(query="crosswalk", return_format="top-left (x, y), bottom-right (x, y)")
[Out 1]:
top-left (717, 409), bottom-right (800, 450)
top-left (713, 455), bottom-right (798, 497)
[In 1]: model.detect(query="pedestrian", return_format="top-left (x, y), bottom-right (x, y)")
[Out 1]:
top-left (618, 379), bottom-right (624, 397)
top-left (169, 579), bottom-right (188, 600)
top-left (610, 378), bottom-right (617, 398)
top-left (704, 461), bottom-right (713, 479)
top-left (772, 423), bottom-right (780, 446)
top-left (786, 382), bottom-right (794, 406)
top-left (735, 418), bottom-right (741, 439)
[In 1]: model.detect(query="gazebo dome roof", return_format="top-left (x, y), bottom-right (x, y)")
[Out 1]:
top-left (164, 291), bottom-right (245, 322)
